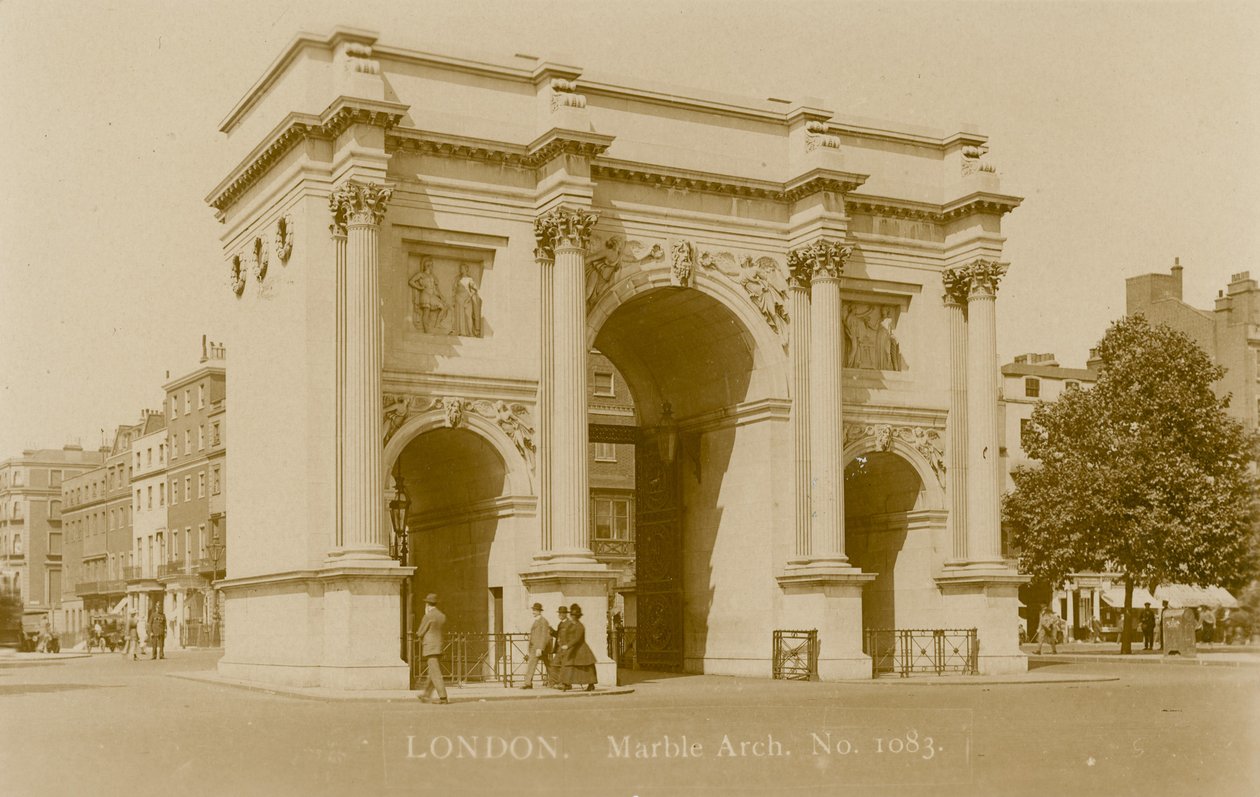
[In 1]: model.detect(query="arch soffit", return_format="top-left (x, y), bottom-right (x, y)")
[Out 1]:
top-left (382, 409), bottom-right (533, 498)
top-left (585, 259), bottom-right (790, 399)
top-left (842, 436), bottom-right (946, 512)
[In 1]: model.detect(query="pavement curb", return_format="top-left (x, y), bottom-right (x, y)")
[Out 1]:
top-left (168, 671), bottom-right (635, 703)
top-left (1031, 653), bottom-right (1260, 668)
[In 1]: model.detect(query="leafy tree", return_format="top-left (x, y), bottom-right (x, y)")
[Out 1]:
top-left (1003, 315), bottom-right (1257, 654)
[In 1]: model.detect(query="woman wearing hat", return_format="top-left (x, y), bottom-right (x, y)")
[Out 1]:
top-left (557, 603), bottom-right (597, 691)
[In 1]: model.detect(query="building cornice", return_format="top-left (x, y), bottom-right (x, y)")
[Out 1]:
top-left (207, 96), bottom-right (408, 216)
top-left (847, 191), bottom-right (1022, 224)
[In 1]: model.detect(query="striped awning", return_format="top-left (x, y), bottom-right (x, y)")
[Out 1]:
top-left (1101, 584), bottom-right (1238, 609)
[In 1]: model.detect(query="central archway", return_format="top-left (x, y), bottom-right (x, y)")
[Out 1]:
top-left (592, 283), bottom-right (784, 674)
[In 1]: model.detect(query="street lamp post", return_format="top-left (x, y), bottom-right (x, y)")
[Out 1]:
top-left (388, 470), bottom-right (412, 663)
top-left (206, 527), bottom-right (226, 647)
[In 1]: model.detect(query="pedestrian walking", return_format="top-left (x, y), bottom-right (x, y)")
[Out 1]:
top-left (519, 603), bottom-right (552, 690)
top-left (1139, 602), bottom-right (1156, 651)
top-left (150, 607), bottom-right (167, 659)
top-left (1035, 605), bottom-right (1061, 655)
top-left (1200, 605), bottom-right (1216, 646)
top-left (415, 593), bottom-right (448, 705)
top-left (550, 605), bottom-right (571, 688)
top-left (557, 603), bottom-right (597, 692)
top-left (125, 614), bottom-right (140, 660)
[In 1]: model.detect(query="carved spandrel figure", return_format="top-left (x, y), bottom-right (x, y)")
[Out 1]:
top-left (453, 263), bottom-right (483, 337)
top-left (843, 304), bottom-right (880, 369)
top-left (494, 401), bottom-right (536, 469)
top-left (383, 395), bottom-right (411, 443)
top-left (409, 258), bottom-right (448, 333)
top-left (738, 257), bottom-right (788, 332)
top-left (877, 306), bottom-right (904, 371)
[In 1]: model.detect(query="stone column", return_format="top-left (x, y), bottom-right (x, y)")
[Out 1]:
top-left (962, 260), bottom-right (1008, 564)
top-left (534, 206), bottom-right (599, 563)
top-left (942, 273), bottom-right (970, 561)
top-left (800, 239), bottom-right (854, 565)
top-left (329, 181), bottom-right (393, 558)
top-left (785, 256), bottom-right (812, 562)
top-left (329, 201), bottom-right (348, 549)
top-left (534, 242), bottom-right (555, 557)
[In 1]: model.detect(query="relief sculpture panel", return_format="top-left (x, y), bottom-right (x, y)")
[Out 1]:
top-left (407, 254), bottom-right (485, 337)
top-left (843, 302), bottom-right (905, 371)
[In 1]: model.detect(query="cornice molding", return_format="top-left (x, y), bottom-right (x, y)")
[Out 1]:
top-left (206, 96), bottom-right (408, 215)
top-left (847, 191), bottom-right (1022, 224)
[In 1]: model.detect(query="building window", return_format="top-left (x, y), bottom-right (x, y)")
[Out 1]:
top-left (171, 396), bottom-right (178, 419)
top-left (198, 472), bottom-right (206, 498)
top-left (185, 430), bottom-right (191, 454)
top-left (147, 486), bottom-right (153, 509)
top-left (592, 497), bottom-right (633, 541)
top-left (50, 470), bottom-right (62, 488)
top-left (593, 371), bottom-right (615, 397)
top-left (12, 502), bottom-right (22, 520)
top-left (594, 442), bottom-right (617, 462)
top-left (198, 425), bottom-right (205, 450)
top-left (12, 469), bottom-right (23, 487)
top-left (49, 500), bottom-right (61, 521)
top-left (199, 383), bottom-right (206, 408)
top-left (212, 422), bottom-right (221, 446)
top-left (13, 534), bottom-right (21, 555)
top-left (212, 465), bottom-right (221, 495)
top-left (185, 476), bottom-right (192, 502)
top-left (1024, 378), bottom-right (1040, 398)
top-left (197, 525), bottom-right (205, 558)
top-left (135, 489), bottom-right (141, 510)
top-left (159, 483), bottom-right (166, 507)
top-left (184, 390), bottom-right (191, 412)
top-left (1065, 380), bottom-right (1080, 391)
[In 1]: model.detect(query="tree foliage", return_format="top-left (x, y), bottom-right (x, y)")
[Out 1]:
top-left (1003, 315), bottom-right (1257, 650)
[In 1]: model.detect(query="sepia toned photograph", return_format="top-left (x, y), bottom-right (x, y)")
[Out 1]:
top-left (1, 2), bottom-right (1257, 795)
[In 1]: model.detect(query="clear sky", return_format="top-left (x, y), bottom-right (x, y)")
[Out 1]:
top-left (1, 0), bottom-right (1257, 455)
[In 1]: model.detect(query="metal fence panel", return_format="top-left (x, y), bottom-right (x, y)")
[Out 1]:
top-left (772, 629), bottom-right (818, 681)
top-left (864, 628), bottom-right (977, 677)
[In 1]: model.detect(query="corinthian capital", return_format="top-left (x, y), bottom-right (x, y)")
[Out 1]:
top-left (787, 239), bottom-right (852, 283)
top-left (533, 206), bottom-right (599, 259)
top-left (329, 181), bottom-right (393, 232)
top-left (942, 259), bottom-right (1009, 303)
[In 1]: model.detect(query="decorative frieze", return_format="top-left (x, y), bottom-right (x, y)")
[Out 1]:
top-left (697, 248), bottom-right (790, 335)
top-left (533, 207), bottom-right (599, 260)
top-left (382, 393), bottom-right (536, 470)
top-left (586, 237), bottom-right (664, 308)
top-left (844, 423), bottom-right (946, 487)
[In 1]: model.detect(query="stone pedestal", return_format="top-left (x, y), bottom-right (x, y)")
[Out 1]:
top-left (778, 570), bottom-right (876, 680)
top-left (936, 570), bottom-right (1028, 674)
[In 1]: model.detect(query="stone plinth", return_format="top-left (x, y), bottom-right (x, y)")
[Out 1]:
top-left (778, 569), bottom-right (876, 680)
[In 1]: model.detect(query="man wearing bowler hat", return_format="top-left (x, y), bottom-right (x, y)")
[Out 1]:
top-left (520, 602), bottom-right (552, 689)
top-left (416, 593), bottom-right (448, 704)
top-left (550, 605), bottom-right (571, 688)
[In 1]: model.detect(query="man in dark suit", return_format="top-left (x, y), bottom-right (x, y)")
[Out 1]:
top-left (550, 605), bottom-right (571, 689)
top-left (416, 593), bottom-right (448, 704)
top-left (150, 606), bottom-right (167, 660)
top-left (520, 603), bottom-right (552, 689)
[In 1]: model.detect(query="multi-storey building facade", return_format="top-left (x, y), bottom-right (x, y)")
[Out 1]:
top-left (587, 351), bottom-right (637, 604)
top-left (1127, 260), bottom-right (1260, 432)
top-left (0, 446), bottom-right (104, 631)
top-left (1000, 352), bottom-right (1096, 490)
top-left (208, 29), bottom-right (1027, 689)
top-left (163, 340), bottom-right (228, 643)
top-left (128, 412), bottom-right (168, 625)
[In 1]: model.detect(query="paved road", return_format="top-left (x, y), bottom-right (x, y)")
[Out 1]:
top-left (2, 650), bottom-right (1257, 797)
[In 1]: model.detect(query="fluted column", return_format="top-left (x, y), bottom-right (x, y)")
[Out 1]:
top-left (534, 207), bottom-right (599, 563)
top-left (798, 239), bottom-right (854, 565)
top-left (941, 271), bottom-right (970, 562)
top-left (330, 181), bottom-right (393, 557)
top-left (962, 259), bottom-right (1008, 564)
top-left (534, 240), bottom-right (555, 557)
top-left (785, 256), bottom-right (813, 562)
top-left (329, 202), bottom-right (348, 549)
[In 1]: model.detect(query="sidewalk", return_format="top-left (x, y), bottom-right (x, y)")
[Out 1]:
top-left (0, 650), bottom-right (92, 665)
top-left (1021, 641), bottom-right (1260, 668)
top-left (171, 670), bottom-right (635, 703)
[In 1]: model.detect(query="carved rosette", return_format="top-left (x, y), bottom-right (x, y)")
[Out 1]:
top-left (788, 239), bottom-right (852, 281)
top-left (330, 181), bottom-right (393, 228)
top-left (533, 207), bottom-right (599, 259)
top-left (252, 237), bottom-right (268, 282)
top-left (844, 422), bottom-right (946, 487)
top-left (382, 393), bottom-right (537, 471)
top-left (943, 259), bottom-right (1008, 302)
top-left (229, 255), bottom-right (245, 297)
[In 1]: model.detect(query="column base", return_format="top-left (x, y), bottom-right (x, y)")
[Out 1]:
top-left (936, 565), bottom-right (1029, 675)
top-left (216, 563), bottom-right (413, 691)
top-left (521, 565), bottom-right (619, 686)
top-left (778, 566), bottom-right (877, 681)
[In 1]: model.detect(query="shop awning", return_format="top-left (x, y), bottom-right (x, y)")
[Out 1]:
top-left (1100, 584), bottom-right (1238, 610)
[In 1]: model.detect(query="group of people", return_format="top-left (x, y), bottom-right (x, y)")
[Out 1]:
top-left (114, 608), bottom-right (167, 660)
top-left (411, 594), bottom-right (599, 705)
top-left (1035, 600), bottom-right (1241, 653)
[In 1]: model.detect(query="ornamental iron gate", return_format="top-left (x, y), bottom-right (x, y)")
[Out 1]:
top-left (864, 628), bottom-right (978, 677)
top-left (634, 427), bottom-right (684, 672)
top-left (772, 629), bottom-right (819, 680)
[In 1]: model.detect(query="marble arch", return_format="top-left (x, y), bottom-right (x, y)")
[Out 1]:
top-left (382, 408), bottom-right (534, 498)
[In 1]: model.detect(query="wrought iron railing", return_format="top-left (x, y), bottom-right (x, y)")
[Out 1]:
top-left (123, 566), bottom-right (143, 581)
top-left (409, 632), bottom-right (531, 689)
top-left (182, 620), bottom-right (222, 648)
top-left (609, 625), bottom-right (638, 669)
top-left (864, 628), bottom-right (978, 677)
top-left (592, 538), bottom-right (635, 558)
top-left (772, 629), bottom-right (819, 680)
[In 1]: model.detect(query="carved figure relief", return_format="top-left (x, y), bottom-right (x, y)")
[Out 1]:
top-left (698, 249), bottom-right (790, 334)
top-left (382, 394), bottom-right (537, 470)
top-left (275, 215), bottom-right (294, 262)
top-left (407, 255), bottom-right (486, 337)
top-left (585, 237), bottom-right (664, 309)
top-left (844, 422), bottom-right (946, 487)
top-left (843, 303), bottom-right (905, 371)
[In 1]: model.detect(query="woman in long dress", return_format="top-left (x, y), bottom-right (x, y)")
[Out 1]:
top-left (558, 603), bottom-right (598, 691)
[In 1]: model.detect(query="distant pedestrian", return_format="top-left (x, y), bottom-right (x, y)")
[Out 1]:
top-left (1157, 600), bottom-right (1169, 649)
top-left (150, 607), bottom-right (167, 659)
top-left (1200, 606), bottom-right (1216, 646)
top-left (557, 603), bottom-right (597, 692)
top-left (1139, 602), bottom-right (1156, 651)
top-left (415, 594), bottom-right (448, 705)
top-left (1088, 616), bottom-right (1102, 644)
top-left (519, 603), bottom-right (552, 690)
top-left (550, 605), bottom-right (571, 688)
top-left (1035, 605), bottom-right (1061, 655)
top-left (125, 613), bottom-right (140, 660)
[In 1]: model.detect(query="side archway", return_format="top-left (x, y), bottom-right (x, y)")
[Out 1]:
top-left (383, 408), bottom-right (534, 498)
